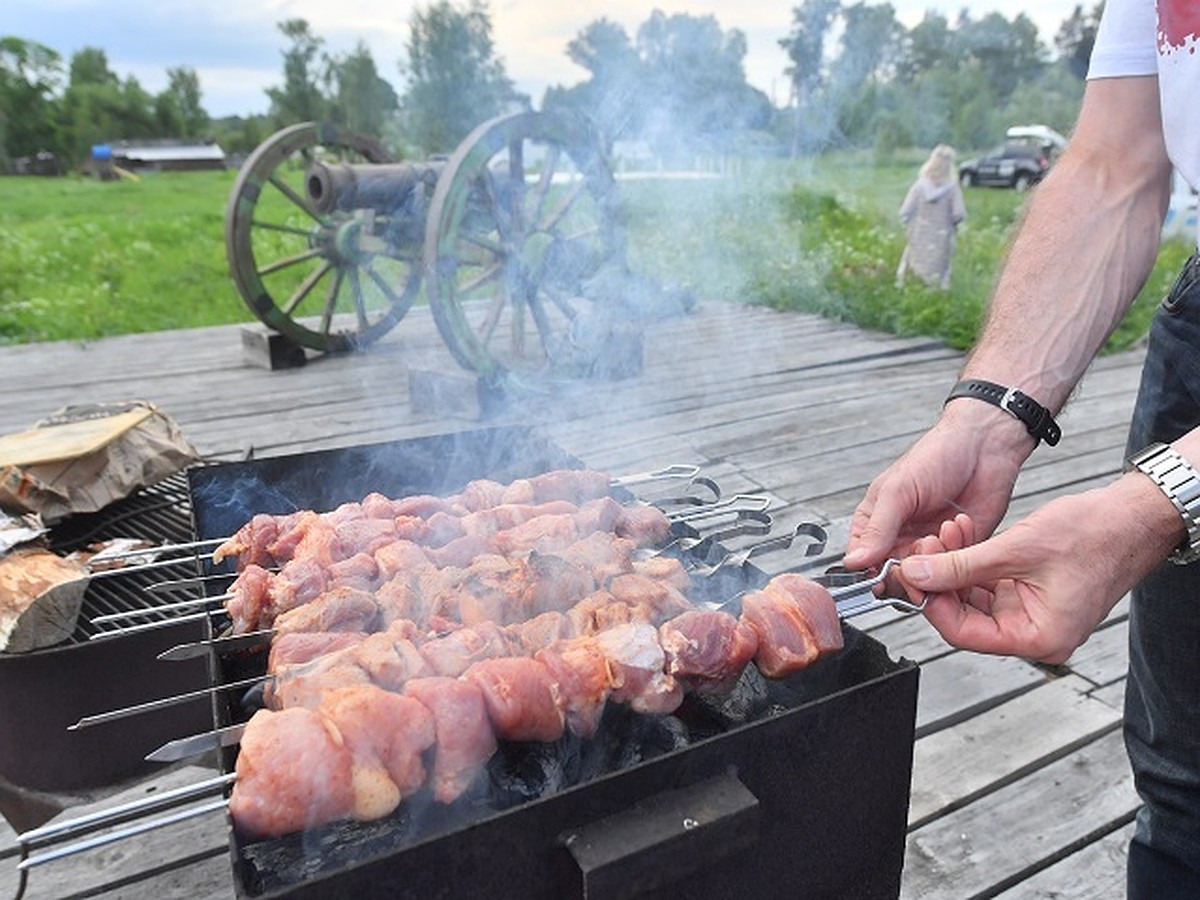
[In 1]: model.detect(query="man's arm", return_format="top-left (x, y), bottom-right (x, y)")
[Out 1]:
top-left (845, 75), bottom-right (1173, 569)
top-left (961, 74), bottom-right (1172, 415)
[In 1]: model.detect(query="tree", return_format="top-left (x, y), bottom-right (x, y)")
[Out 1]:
top-left (328, 42), bottom-right (398, 138)
top-left (399, 0), bottom-right (518, 154)
top-left (957, 11), bottom-right (1047, 103)
top-left (634, 11), bottom-right (769, 157)
top-left (780, 0), bottom-right (841, 155)
top-left (265, 18), bottom-right (330, 127)
top-left (154, 66), bottom-right (208, 138)
top-left (0, 37), bottom-right (65, 163)
top-left (61, 48), bottom-right (157, 158)
top-left (1054, 4), bottom-right (1103, 79)
top-left (550, 18), bottom-right (643, 145)
top-left (827, 2), bottom-right (905, 145)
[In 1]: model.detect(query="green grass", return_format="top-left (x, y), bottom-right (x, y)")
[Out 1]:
top-left (0, 160), bottom-right (1189, 352)
top-left (0, 170), bottom-right (242, 343)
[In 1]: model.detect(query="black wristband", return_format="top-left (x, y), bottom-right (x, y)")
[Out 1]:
top-left (945, 379), bottom-right (1062, 446)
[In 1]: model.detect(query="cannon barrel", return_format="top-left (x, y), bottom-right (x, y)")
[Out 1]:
top-left (306, 161), bottom-right (442, 215)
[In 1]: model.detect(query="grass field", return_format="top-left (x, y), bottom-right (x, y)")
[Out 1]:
top-left (0, 159), bottom-right (1189, 351)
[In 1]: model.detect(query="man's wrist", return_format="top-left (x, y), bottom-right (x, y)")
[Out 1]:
top-left (1124, 442), bottom-right (1200, 565)
top-left (944, 379), bottom-right (1062, 446)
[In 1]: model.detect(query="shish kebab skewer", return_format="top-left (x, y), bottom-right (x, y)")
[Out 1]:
top-left (139, 506), bottom-right (771, 599)
top-left (68, 563), bottom-right (918, 733)
top-left (148, 511), bottom-right (779, 661)
top-left (77, 465), bottom-right (709, 573)
top-left (86, 499), bottom-right (776, 634)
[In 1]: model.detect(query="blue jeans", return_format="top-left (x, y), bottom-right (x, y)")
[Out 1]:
top-left (1125, 252), bottom-right (1200, 894)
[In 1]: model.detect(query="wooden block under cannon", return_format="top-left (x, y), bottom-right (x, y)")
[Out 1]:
top-left (240, 325), bottom-right (307, 370)
top-left (408, 369), bottom-right (506, 420)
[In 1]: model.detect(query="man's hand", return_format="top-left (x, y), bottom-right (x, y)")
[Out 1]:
top-left (899, 476), bottom-right (1180, 664)
top-left (844, 404), bottom-right (1031, 571)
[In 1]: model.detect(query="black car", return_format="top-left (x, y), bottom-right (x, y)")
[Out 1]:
top-left (958, 142), bottom-right (1050, 191)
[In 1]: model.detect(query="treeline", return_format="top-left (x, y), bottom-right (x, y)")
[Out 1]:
top-left (0, 0), bottom-right (1103, 171)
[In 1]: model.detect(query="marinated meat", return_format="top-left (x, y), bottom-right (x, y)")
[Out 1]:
top-left (567, 590), bottom-right (653, 635)
top-left (614, 503), bottom-right (672, 547)
top-left (535, 636), bottom-right (614, 738)
top-left (320, 685), bottom-right (436, 820)
top-left (272, 586), bottom-right (381, 637)
top-left (607, 573), bottom-right (693, 624)
top-left (463, 657), bottom-right (566, 743)
top-left (268, 631), bottom-right (367, 671)
top-left (224, 564), bottom-right (274, 635)
top-left (631, 555), bottom-right (691, 591)
top-left (373, 539), bottom-right (432, 582)
top-left (230, 707), bottom-right (356, 839)
top-left (404, 676), bottom-right (497, 803)
top-left (419, 621), bottom-right (512, 677)
top-left (659, 609), bottom-right (758, 694)
top-left (504, 611), bottom-right (576, 656)
top-left (593, 622), bottom-right (683, 715)
top-left (739, 574), bottom-right (843, 678)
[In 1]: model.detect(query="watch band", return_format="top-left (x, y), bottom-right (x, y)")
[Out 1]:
top-left (945, 379), bottom-right (1062, 446)
top-left (1125, 442), bottom-right (1200, 565)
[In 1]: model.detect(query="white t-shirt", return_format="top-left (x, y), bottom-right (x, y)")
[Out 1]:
top-left (1089, 0), bottom-right (1200, 191)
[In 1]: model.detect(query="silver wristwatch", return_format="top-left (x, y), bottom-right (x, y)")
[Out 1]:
top-left (1125, 442), bottom-right (1200, 565)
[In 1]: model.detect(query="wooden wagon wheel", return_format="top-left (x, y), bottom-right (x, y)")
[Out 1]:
top-left (225, 122), bottom-right (422, 353)
top-left (423, 111), bottom-right (628, 381)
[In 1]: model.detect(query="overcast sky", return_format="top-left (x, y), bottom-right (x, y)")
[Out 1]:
top-left (9, 0), bottom-right (1086, 118)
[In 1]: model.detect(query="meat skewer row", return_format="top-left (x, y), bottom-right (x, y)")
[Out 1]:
top-left (229, 572), bottom-right (842, 839)
top-left (223, 505), bottom-right (674, 636)
top-left (220, 498), bottom-right (673, 635)
top-left (213, 470), bottom-right (619, 572)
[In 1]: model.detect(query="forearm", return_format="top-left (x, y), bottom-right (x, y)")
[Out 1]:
top-left (962, 78), bottom-right (1172, 414)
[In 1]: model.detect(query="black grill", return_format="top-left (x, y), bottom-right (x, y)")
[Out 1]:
top-left (184, 427), bottom-right (920, 900)
top-left (0, 472), bottom-right (213, 794)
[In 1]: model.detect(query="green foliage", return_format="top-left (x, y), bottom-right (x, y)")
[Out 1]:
top-left (399, 0), bottom-right (517, 155)
top-left (0, 157), bottom-right (1183, 358)
top-left (266, 19), bottom-right (330, 127)
top-left (621, 157), bottom-right (1181, 357)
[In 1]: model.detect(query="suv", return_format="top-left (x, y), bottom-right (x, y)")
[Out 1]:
top-left (958, 142), bottom-right (1050, 191)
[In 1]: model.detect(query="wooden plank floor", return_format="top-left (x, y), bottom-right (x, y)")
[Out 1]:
top-left (0, 301), bottom-right (1143, 898)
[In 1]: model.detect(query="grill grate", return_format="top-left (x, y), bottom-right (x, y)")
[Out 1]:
top-left (45, 472), bottom-right (211, 642)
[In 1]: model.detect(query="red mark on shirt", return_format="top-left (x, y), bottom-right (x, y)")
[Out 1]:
top-left (1159, 0), bottom-right (1200, 55)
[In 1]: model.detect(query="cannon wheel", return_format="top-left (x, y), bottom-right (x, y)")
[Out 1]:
top-left (424, 111), bottom-right (627, 380)
top-left (225, 122), bottom-right (421, 353)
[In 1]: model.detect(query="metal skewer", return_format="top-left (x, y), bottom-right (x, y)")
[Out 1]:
top-left (87, 610), bottom-right (214, 640)
top-left (830, 559), bottom-right (928, 617)
top-left (87, 555), bottom-right (214, 580)
top-left (158, 628), bottom-right (275, 662)
top-left (611, 464), bottom-right (701, 487)
top-left (15, 772), bottom-right (236, 875)
top-left (89, 594), bottom-right (231, 625)
top-left (67, 674), bottom-right (269, 730)
top-left (688, 522), bottom-right (828, 576)
top-left (78, 537), bottom-right (225, 562)
top-left (666, 494), bottom-right (772, 523)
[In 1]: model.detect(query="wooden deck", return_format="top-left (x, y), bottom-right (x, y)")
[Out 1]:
top-left (0, 300), bottom-right (1143, 898)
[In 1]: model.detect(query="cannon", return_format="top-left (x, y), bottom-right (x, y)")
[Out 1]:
top-left (225, 111), bottom-right (631, 380)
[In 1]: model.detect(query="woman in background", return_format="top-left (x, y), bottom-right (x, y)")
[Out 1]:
top-left (896, 144), bottom-right (966, 289)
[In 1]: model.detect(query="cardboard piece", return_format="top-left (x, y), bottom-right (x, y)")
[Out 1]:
top-left (0, 402), bottom-right (198, 523)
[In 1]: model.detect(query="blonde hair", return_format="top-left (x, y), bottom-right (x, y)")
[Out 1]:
top-left (920, 144), bottom-right (956, 184)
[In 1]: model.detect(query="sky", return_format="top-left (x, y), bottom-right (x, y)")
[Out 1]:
top-left (8, 0), bottom-right (1086, 119)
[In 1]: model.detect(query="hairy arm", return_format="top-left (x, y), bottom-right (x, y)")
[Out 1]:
top-left (963, 75), bottom-right (1172, 413)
